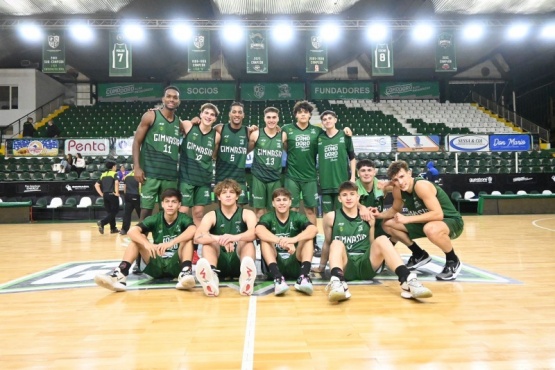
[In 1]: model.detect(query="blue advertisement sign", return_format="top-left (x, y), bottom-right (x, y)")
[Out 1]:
top-left (489, 134), bottom-right (531, 152)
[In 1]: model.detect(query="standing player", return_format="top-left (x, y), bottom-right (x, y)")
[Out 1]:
top-left (319, 181), bottom-right (432, 302)
top-left (376, 160), bottom-right (464, 280)
top-left (248, 107), bottom-right (283, 219)
top-left (194, 179), bottom-right (258, 297)
top-left (94, 189), bottom-right (197, 292)
top-left (256, 188), bottom-right (317, 296)
top-left (317, 110), bottom-right (356, 214)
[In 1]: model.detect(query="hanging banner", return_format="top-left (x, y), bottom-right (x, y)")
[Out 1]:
top-left (379, 82), bottom-right (440, 100)
top-left (171, 82), bottom-right (236, 100)
top-left (246, 30), bottom-right (268, 74)
top-left (240, 82), bottom-right (305, 101)
top-left (371, 39), bottom-right (394, 76)
top-left (109, 32), bottom-right (132, 77)
top-left (306, 33), bottom-right (328, 73)
top-left (310, 81), bottom-right (373, 100)
top-left (188, 30), bottom-right (210, 72)
top-left (42, 30), bottom-right (66, 74)
top-left (435, 31), bottom-right (457, 72)
top-left (98, 83), bottom-right (164, 102)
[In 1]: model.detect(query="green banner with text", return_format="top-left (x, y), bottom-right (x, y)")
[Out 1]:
top-left (306, 33), bottom-right (328, 73)
top-left (310, 82), bottom-right (374, 100)
top-left (246, 30), bottom-right (268, 74)
top-left (379, 82), bottom-right (439, 100)
top-left (171, 82), bottom-right (236, 100)
top-left (98, 83), bottom-right (164, 102)
top-left (42, 30), bottom-right (65, 74)
top-left (435, 31), bottom-right (457, 72)
top-left (188, 30), bottom-right (210, 72)
top-left (109, 32), bottom-right (132, 77)
top-left (240, 82), bottom-right (305, 101)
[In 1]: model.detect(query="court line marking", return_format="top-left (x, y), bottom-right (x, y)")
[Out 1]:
top-left (242, 295), bottom-right (257, 370)
top-left (532, 217), bottom-right (555, 232)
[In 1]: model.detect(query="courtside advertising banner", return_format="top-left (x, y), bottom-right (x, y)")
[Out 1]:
top-left (352, 136), bottom-right (392, 154)
top-left (397, 135), bottom-right (440, 152)
top-left (64, 139), bottom-right (110, 156)
top-left (446, 135), bottom-right (490, 152)
top-left (489, 134), bottom-right (531, 152)
top-left (114, 138), bottom-right (134, 156)
top-left (8, 139), bottom-right (60, 157)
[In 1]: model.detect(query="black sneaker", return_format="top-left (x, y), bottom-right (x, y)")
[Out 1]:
top-left (314, 246), bottom-right (322, 258)
top-left (406, 251), bottom-right (431, 270)
top-left (119, 230), bottom-right (127, 235)
top-left (436, 259), bottom-right (462, 281)
top-left (97, 220), bottom-right (104, 234)
top-left (110, 228), bottom-right (120, 234)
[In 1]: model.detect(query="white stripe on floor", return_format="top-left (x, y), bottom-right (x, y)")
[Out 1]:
top-left (241, 295), bottom-right (257, 370)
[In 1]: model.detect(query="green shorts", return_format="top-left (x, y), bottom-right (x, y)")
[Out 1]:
top-left (265, 253), bottom-right (301, 280)
top-left (284, 178), bottom-right (319, 209)
top-left (251, 176), bottom-right (281, 209)
top-left (179, 182), bottom-right (212, 207)
top-left (321, 193), bottom-right (341, 214)
top-left (344, 247), bottom-right (378, 281)
top-left (140, 178), bottom-right (178, 210)
top-left (405, 217), bottom-right (464, 240)
top-left (216, 247), bottom-right (241, 279)
top-left (142, 252), bottom-right (181, 279)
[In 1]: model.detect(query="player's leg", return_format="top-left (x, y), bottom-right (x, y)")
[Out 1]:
top-left (237, 241), bottom-right (257, 296)
top-left (293, 239), bottom-right (314, 295)
top-left (176, 241), bottom-right (195, 290)
top-left (261, 241), bottom-right (288, 295)
top-left (426, 218), bottom-right (464, 281)
top-left (326, 240), bottom-right (351, 302)
top-left (94, 241), bottom-right (145, 292)
top-left (383, 218), bottom-right (431, 270)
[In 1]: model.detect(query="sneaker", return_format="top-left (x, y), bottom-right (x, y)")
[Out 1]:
top-left (94, 268), bottom-right (127, 292)
top-left (313, 247), bottom-right (322, 258)
top-left (273, 276), bottom-right (289, 296)
top-left (119, 230), bottom-right (127, 236)
top-left (401, 273), bottom-right (433, 299)
top-left (176, 268), bottom-right (195, 290)
top-left (192, 249), bottom-right (200, 265)
top-left (436, 259), bottom-right (462, 281)
top-left (110, 228), bottom-right (120, 234)
top-left (326, 276), bottom-right (351, 302)
top-left (294, 275), bottom-right (313, 295)
top-left (239, 256), bottom-right (257, 296)
top-left (195, 258), bottom-right (219, 297)
top-left (97, 220), bottom-right (104, 234)
top-left (132, 256), bottom-right (142, 275)
top-left (406, 251), bottom-right (431, 270)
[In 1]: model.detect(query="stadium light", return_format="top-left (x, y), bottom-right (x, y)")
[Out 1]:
top-left (319, 22), bottom-right (341, 42)
top-left (222, 22), bottom-right (244, 43)
top-left (367, 23), bottom-right (388, 42)
top-left (171, 23), bottom-right (193, 42)
top-left (17, 23), bottom-right (43, 42)
top-left (122, 23), bottom-right (145, 42)
top-left (540, 23), bottom-right (555, 39)
top-left (412, 23), bottom-right (435, 41)
top-left (69, 23), bottom-right (94, 42)
top-left (462, 23), bottom-right (484, 41)
top-left (506, 22), bottom-right (530, 40)
top-left (272, 22), bottom-right (294, 43)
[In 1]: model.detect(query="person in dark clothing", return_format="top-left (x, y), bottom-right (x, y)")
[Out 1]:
top-left (22, 117), bottom-right (36, 137)
top-left (46, 120), bottom-right (61, 138)
top-left (95, 161), bottom-right (120, 234)
top-left (425, 161), bottom-right (440, 182)
top-left (120, 170), bottom-right (141, 235)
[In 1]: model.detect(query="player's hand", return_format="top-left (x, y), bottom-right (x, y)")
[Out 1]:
top-left (343, 127), bottom-right (353, 137)
top-left (224, 242), bottom-right (236, 253)
top-left (144, 243), bottom-right (158, 258)
top-left (311, 266), bottom-right (325, 273)
top-left (248, 125), bottom-right (259, 133)
top-left (148, 107), bottom-right (161, 111)
top-left (282, 243), bottom-right (296, 255)
top-left (394, 213), bottom-right (408, 224)
top-left (191, 117), bottom-right (201, 125)
top-left (218, 234), bottom-right (235, 247)
top-left (359, 206), bottom-right (372, 222)
top-left (377, 180), bottom-right (392, 190)
top-left (134, 167), bottom-right (146, 184)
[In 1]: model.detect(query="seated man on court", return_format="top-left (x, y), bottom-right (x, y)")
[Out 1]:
top-left (319, 181), bottom-right (432, 302)
top-left (194, 179), bottom-right (257, 297)
top-left (375, 160), bottom-right (464, 281)
top-left (94, 188), bottom-right (197, 292)
top-left (256, 188), bottom-right (317, 296)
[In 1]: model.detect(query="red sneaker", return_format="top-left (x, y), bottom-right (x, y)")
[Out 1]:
top-left (192, 249), bottom-right (200, 265)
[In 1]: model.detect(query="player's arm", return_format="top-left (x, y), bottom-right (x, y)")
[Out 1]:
top-left (396, 181), bottom-right (444, 224)
top-left (194, 211), bottom-right (219, 246)
top-left (348, 156), bottom-right (356, 183)
top-left (164, 223), bottom-right (197, 250)
top-left (212, 131), bottom-right (221, 161)
top-left (315, 211), bottom-right (334, 272)
top-left (132, 111), bottom-right (155, 184)
top-left (247, 129), bottom-right (259, 153)
top-left (281, 130), bottom-right (288, 151)
top-left (127, 224), bottom-right (159, 257)
top-left (376, 186), bottom-right (404, 219)
top-left (288, 223), bottom-right (318, 245)
top-left (213, 123), bottom-right (224, 134)
top-left (236, 209), bottom-right (257, 242)
top-left (255, 222), bottom-right (280, 245)
top-left (180, 119), bottom-right (193, 135)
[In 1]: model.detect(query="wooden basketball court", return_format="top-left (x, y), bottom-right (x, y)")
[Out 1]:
top-left (1, 214), bottom-right (554, 369)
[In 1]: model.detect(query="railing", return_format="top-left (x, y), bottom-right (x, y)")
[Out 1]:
top-left (472, 92), bottom-right (550, 143)
top-left (0, 94), bottom-right (66, 144)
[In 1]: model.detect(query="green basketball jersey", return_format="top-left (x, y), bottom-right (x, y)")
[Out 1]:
top-left (139, 212), bottom-right (194, 258)
top-left (258, 211), bottom-right (312, 253)
top-left (401, 177), bottom-right (461, 219)
top-left (317, 130), bottom-right (354, 193)
top-left (251, 129), bottom-right (283, 182)
top-left (216, 125), bottom-right (248, 183)
top-left (179, 125), bottom-right (216, 186)
top-left (332, 209), bottom-right (371, 254)
top-left (210, 207), bottom-right (247, 236)
top-left (283, 123), bottom-right (322, 182)
top-left (139, 110), bottom-right (181, 181)
top-left (357, 178), bottom-right (385, 212)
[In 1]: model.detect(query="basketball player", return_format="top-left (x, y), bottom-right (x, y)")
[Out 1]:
top-left (94, 189), bottom-right (196, 292)
top-left (319, 181), bottom-right (432, 302)
top-left (194, 179), bottom-right (257, 297)
top-left (256, 188), bottom-right (317, 296)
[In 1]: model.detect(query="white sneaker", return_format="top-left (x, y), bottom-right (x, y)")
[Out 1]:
top-left (195, 258), bottom-right (219, 297)
top-left (294, 275), bottom-right (314, 295)
top-left (94, 268), bottom-right (127, 292)
top-left (175, 268), bottom-right (195, 290)
top-left (273, 277), bottom-right (289, 296)
top-left (401, 273), bottom-right (433, 299)
top-left (239, 256), bottom-right (256, 296)
top-left (326, 276), bottom-right (351, 302)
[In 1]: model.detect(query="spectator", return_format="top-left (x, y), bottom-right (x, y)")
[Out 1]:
top-left (425, 161), bottom-right (440, 182)
top-left (46, 120), bottom-right (61, 138)
top-left (117, 165), bottom-right (128, 181)
top-left (74, 153), bottom-right (86, 177)
top-left (22, 117), bottom-right (36, 137)
top-left (58, 154), bottom-right (73, 173)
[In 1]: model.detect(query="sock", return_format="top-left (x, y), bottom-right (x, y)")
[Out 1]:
top-left (180, 260), bottom-right (192, 271)
top-left (445, 249), bottom-right (458, 262)
top-left (118, 261), bottom-right (132, 276)
top-left (407, 242), bottom-right (424, 257)
top-left (268, 263), bottom-right (283, 280)
top-left (300, 261), bottom-right (311, 277)
top-left (395, 265), bottom-right (411, 283)
top-left (330, 267), bottom-right (345, 281)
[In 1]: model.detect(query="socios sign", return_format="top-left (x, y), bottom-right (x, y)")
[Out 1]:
top-left (448, 135), bottom-right (489, 152)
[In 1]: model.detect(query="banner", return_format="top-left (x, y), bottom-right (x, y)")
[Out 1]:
top-left (114, 138), bottom-right (134, 156)
top-left (446, 135), bottom-right (490, 152)
top-left (489, 134), bottom-right (531, 152)
top-left (240, 82), bottom-right (305, 101)
top-left (379, 82), bottom-right (440, 100)
top-left (246, 30), bottom-right (268, 74)
top-left (371, 40), bottom-right (394, 76)
top-left (306, 33), bottom-right (328, 73)
top-left (397, 136), bottom-right (440, 152)
top-left (9, 139), bottom-right (60, 157)
top-left (98, 83), bottom-right (164, 102)
top-left (352, 136), bottom-right (392, 154)
top-left (435, 32), bottom-right (457, 72)
top-left (172, 82), bottom-right (236, 100)
top-left (42, 30), bottom-right (65, 74)
top-left (109, 32), bottom-right (132, 77)
top-left (188, 30), bottom-right (210, 72)
top-left (64, 139), bottom-right (110, 156)
top-left (310, 81), bottom-right (373, 100)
